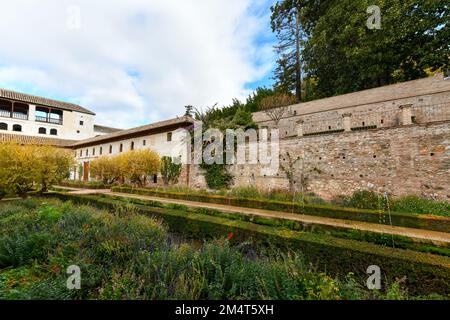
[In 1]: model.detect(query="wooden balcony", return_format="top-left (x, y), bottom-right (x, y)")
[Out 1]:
top-left (0, 109), bottom-right (29, 120)
top-left (36, 115), bottom-right (63, 125)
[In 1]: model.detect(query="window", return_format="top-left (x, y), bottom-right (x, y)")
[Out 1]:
top-left (109, 145), bottom-right (113, 154)
top-left (119, 143), bottom-right (123, 152)
top-left (79, 150), bottom-right (82, 157)
top-left (12, 124), bottom-right (22, 132)
top-left (131, 141), bottom-right (134, 150)
top-left (85, 149), bottom-right (88, 157)
top-left (100, 147), bottom-right (103, 155)
top-left (167, 132), bottom-right (172, 142)
top-left (77, 130), bottom-right (80, 134)
top-left (153, 174), bottom-right (157, 183)
top-left (0, 123), bottom-right (7, 130)
top-left (79, 121), bottom-right (84, 126)
top-left (143, 140), bottom-right (146, 146)
top-left (93, 148), bottom-right (95, 156)
top-left (38, 127), bottom-right (47, 134)
top-left (50, 129), bottom-right (57, 135)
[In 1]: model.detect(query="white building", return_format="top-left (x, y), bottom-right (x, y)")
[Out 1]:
top-left (70, 116), bottom-right (193, 182)
top-left (0, 88), bottom-right (119, 141)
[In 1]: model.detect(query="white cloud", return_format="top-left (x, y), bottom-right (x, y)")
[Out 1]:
top-left (0, 0), bottom-right (274, 128)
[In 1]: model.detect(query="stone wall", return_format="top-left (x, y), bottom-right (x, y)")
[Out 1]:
top-left (227, 121), bottom-right (450, 200)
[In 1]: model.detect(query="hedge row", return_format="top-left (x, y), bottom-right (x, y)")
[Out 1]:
top-left (104, 194), bottom-right (449, 256)
top-left (111, 186), bottom-right (450, 233)
top-left (58, 180), bottom-right (113, 190)
top-left (49, 192), bottom-right (450, 295)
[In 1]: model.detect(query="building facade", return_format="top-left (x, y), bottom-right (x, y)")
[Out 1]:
top-left (0, 88), bottom-right (115, 141)
top-left (70, 117), bottom-right (193, 183)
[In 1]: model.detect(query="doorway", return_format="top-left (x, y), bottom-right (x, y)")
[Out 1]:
top-left (83, 162), bottom-right (90, 182)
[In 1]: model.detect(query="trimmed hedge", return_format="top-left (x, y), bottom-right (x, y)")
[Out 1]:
top-left (58, 180), bottom-right (113, 190)
top-left (48, 192), bottom-right (450, 295)
top-left (111, 186), bottom-right (450, 233)
top-left (104, 194), bottom-right (450, 256)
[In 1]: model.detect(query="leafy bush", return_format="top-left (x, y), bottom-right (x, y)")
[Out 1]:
top-left (160, 156), bottom-right (182, 186)
top-left (343, 190), bottom-right (389, 210)
top-left (90, 149), bottom-right (160, 187)
top-left (90, 156), bottom-right (123, 185)
top-left (392, 196), bottom-right (450, 217)
top-left (0, 143), bottom-right (74, 196)
top-left (200, 163), bottom-right (233, 190)
top-left (341, 191), bottom-right (450, 218)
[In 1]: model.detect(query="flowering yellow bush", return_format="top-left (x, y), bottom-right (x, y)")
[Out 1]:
top-left (90, 149), bottom-right (160, 187)
top-left (0, 143), bottom-right (74, 198)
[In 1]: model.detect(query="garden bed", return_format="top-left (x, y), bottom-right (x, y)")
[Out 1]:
top-left (104, 193), bottom-right (450, 256)
top-left (111, 186), bottom-right (450, 233)
top-left (49, 192), bottom-right (450, 295)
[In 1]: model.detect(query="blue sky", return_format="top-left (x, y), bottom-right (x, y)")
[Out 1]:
top-left (0, 0), bottom-right (277, 128)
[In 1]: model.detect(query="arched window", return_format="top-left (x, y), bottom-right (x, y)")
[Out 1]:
top-left (109, 145), bottom-right (113, 154)
top-left (92, 148), bottom-right (96, 156)
top-left (119, 143), bottom-right (123, 152)
top-left (12, 124), bottom-right (22, 132)
top-left (130, 141), bottom-right (135, 150)
top-left (38, 127), bottom-right (47, 134)
top-left (100, 147), bottom-right (103, 155)
top-left (50, 129), bottom-right (57, 135)
top-left (0, 123), bottom-right (7, 130)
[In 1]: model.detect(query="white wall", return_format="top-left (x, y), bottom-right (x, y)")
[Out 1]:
top-left (73, 128), bottom-right (190, 181)
top-left (0, 103), bottom-right (95, 140)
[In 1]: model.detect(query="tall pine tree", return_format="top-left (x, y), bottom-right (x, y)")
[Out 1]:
top-left (271, 0), bottom-right (304, 102)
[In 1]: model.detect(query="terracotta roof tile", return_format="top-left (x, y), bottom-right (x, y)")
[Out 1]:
top-left (0, 88), bottom-right (95, 115)
top-left (0, 132), bottom-right (76, 147)
top-left (71, 116), bottom-right (194, 148)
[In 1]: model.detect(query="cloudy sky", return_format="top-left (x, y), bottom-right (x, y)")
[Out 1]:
top-left (0, 0), bottom-right (276, 128)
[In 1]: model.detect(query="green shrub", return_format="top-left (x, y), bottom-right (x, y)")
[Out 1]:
top-left (343, 190), bottom-right (389, 210)
top-left (200, 163), bottom-right (233, 190)
top-left (392, 196), bottom-right (450, 217)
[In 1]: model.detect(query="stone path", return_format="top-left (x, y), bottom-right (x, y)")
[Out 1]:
top-left (53, 186), bottom-right (450, 245)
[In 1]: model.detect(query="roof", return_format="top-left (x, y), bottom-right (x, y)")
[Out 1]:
top-left (70, 116), bottom-right (194, 148)
top-left (0, 132), bottom-right (77, 148)
top-left (0, 88), bottom-right (95, 115)
top-left (253, 73), bottom-right (450, 122)
top-left (94, 124), bottom-right (123, 134)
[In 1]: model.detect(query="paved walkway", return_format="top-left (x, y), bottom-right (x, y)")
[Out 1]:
top-left (53, 186), bottom-right (450, 245)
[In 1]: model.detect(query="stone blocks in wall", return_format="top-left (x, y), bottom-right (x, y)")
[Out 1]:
top-left (223, 122), bottom-right (450, 201)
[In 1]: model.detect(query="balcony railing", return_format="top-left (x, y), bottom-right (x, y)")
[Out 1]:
top-left (0, 110), bottom-right (10, 118)
top-left (0, 110), bottom-right (29, 120)
top-left (36, 116), bottom-right (63, 125)
top-left (12, 112), bottom-right (28, 120)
